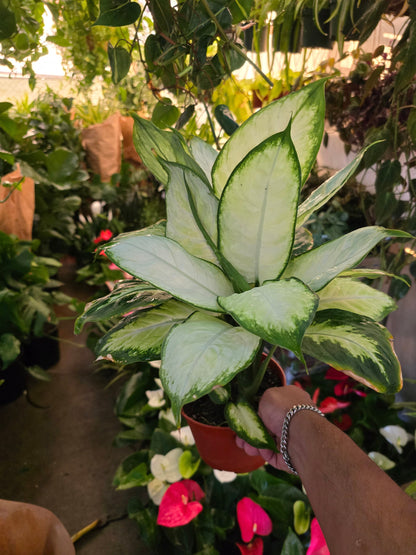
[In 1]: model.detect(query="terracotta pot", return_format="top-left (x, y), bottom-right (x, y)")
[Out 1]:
top-left (182, 356), bottom-right (286, 473)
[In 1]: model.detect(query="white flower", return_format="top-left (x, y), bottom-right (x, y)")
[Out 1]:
top-left (159, 407), bottom-right (176, 425)
top-left (170, 426), bottom-right (195, 446)
top-left (379, 425), bottom-right (414, 454)
top-left (145, 388), bottom-right (165, 408)
top-left (368, 451), bottom-right (396, 470)
top-left (150, 448), bottom-right (183, 483)
top-left (147, 478), bottom-right (168, 506)
top-left (213, 469), bottom-right (237, 483)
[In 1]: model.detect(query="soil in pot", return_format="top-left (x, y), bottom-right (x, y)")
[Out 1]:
top-left (182, 359), bottom-right (286, 473)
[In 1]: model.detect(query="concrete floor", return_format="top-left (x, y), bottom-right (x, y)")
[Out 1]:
top-left (0, 279), bottom-right (148, 554)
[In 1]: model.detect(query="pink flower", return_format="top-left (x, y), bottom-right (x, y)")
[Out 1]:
top-left (307, 518), bottom-right (330, 555)
top-left (157, 480), bottom-right (204, 527)
top-left (325, 367), bottom-right (367, 398)
top-left (237, 498), bottom-right (272, 543)
top-left (237, 536), bottom-right (264, 555)
top-left (319, 396), bottom-right (350, 414)
top-left (93, 229), bottom-right (113, 244)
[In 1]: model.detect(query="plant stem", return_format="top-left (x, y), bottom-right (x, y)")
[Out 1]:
top-left (241, 344), bottom-right (278, 401)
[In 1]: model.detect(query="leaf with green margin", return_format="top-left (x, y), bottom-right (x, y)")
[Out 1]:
top-left (218, 279), bottom-right (318, 360)
top-left (189, 136), bottom-right (218, 187)
top-left (302, 309), bottom-right (402, 394)
top-left (212, 79), bottom-right (326, 196)
top-left (225, 401), bottom-right (276, 451)
top-left (179, 450), bottom-right (201, 478)
top-left (108, 43), bottom-right (131, 84)
top-left (297, 144), bottom-right (372, 228)
top-left (75, 280), bottom-right (171, 333)
top-left (281, 527), bottom-right (304, 555)
top-left (160, 312), bottom-right (261, 422)
top-left (106, 221), bottom-right (166, 248)
top-left (317, 278), bottom-right (397, 321)
top-left (339, 268), bottom-right (410, 283)
top-left (218, 126), bottom-right (301, 285)
top-left (96, 300), bottom-right (195, 363)
top-left (93, 0), bottom-right (141, 26)
top-left (105, 235), bottom-right (234, 311)
top-left (283, 227), bottom-right (412, 291)
top-left (163, 161), bottom-right (218, 264)
top-left (132, 114), bottom-right (204, 185)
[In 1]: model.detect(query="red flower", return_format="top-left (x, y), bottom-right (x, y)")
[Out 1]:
top-left (237, 536), bottom-right (264, 555)
top-left (93, 229), bottom-right (113, 244)
top-left (237, 497), bottom-right (272, 543)
top-left (157, 480), bottom-right (204, 528)
top-left (306, 518), bottom-right (329, 555)
top-left (333, 413), bottom-right (353, 431)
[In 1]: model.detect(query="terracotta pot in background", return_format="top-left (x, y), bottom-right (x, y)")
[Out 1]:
top-left (182, 357), bottom-right (286, 473)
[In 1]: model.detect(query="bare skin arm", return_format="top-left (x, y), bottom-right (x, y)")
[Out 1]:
top-left (236, 385), bottom-right (416, 555)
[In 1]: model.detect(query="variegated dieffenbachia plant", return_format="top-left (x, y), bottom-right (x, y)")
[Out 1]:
top-left (76, 80), bottom-right (411, 449)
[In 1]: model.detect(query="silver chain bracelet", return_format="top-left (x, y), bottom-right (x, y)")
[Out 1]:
top-left (280, 404), bottom-right (325, 475)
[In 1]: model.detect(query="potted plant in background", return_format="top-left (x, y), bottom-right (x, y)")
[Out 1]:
top-left (76, 79), bottom-right (410, 472)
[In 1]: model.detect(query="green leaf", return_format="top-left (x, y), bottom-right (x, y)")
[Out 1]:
top-left (281, 527), bottom-right (304, 555)
top-left (46, 148), bottom-right (78, 183)
top-left (297, 145), bottom-right (371, 228)
top-left (218, 279), bottom-right (318, 360)
top-left (113, 452), bottom-right (151, 489)
top-left (218, 126), bottom-right (301, 285)
top-left (293, 500), bottom-right (310, 536)
top-left (212, 79), bottom-right (326, 196)
top-left (152, 99), bottom-right (180, 129)
top-left (0, 333), bottom-right (20, 369)
top-left (74, 280), bottom-right (171, 333)
top-left (105, 235), bottom-right (234, 311)
top-left (283, 227), bottom-right (412, 291)
top-left (108, 43), bottom-right (131, 84)
top-left (293, 227), bottom-right (314, 256)
top-left (317, 278), bottom-right (397, 321)
top-left (163, 161), bottom-right (218, 263)
top-left (132, 114), bottom-right (202, 185)
top-left (214, 105), bottom-right (239, 136)
top-left (160, 312), bottom-right (261, 422)
top-left (225, 401), bottom-right (276, 450)
top-left (96, 300), bottom-right (194, 363)
top-left (93, 0), bottom-right (141, 26)
top-left (0, 6), bottom-right (17, 40)
top-left (179, 450), bottom-right (201, 478)
top-left (302, 309), bottom-right (403, 394)
top-left (189, 136), bottom-right (218, 187)
top-left (0, 102), bottom-right (13, 115)
top-left (26, 365), bottom-right (52, 382)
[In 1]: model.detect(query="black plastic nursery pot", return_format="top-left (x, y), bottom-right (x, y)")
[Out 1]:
top-left (0, 358), bottom-right (26, 405)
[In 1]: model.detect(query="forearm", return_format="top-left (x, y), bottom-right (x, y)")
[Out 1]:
top-left (289, 410), bottom-right (416, 554)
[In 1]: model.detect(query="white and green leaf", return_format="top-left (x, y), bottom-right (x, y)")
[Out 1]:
top-left (297, 145), bottom-right (370, 228)
top-left (105, 235), bottom-right (234, 311)
top-left (218, 126), bottom-right (301, 285)
top-left (283, 227), bottom-right (412, 291)
top-left (225, 401), bottom-right (276, 451)
top-left (96, 300), bottom-right (194, 363)
top-left (160, 312), bottom-right (261, 422)
top-left (189, 136), bottom-right (218, 187)
top-left (75, 280), bottom-right (170, 333)
top-left (212, 79), bottom-right (326, 196)
top-left (132, 114), bottom-right (203, 185)
top-left (302, 309), bottom-right (402, 394)
top-left (218, 279), bottom-right (318, 360)
top-left (163, 160), bottom-right (219, 264)
top-left (317, 278), bottom-right (397, 321)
